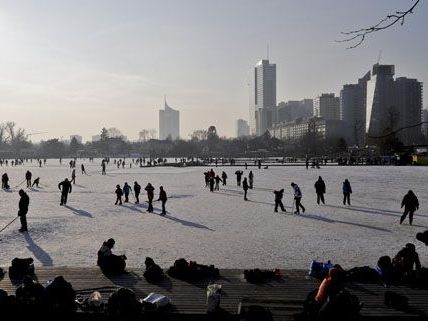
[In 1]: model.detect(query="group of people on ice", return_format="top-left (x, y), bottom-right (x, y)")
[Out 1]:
top-left (114, 182), bottom-right (167, 215)
top-left (201, 168), bottom-right (421, 225)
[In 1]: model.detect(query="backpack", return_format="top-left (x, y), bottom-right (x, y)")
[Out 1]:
top-left (309, 260), bottom-right (333, 279)
top-left (346, 266), bottom-right (381, 283)
top-left (9, 258), bottom-right (34, 279)
top-left (107, 288), bottom-right (141, 319)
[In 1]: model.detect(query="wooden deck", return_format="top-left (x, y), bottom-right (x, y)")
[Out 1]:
top-left (1, 267), bottom-right (428, 320)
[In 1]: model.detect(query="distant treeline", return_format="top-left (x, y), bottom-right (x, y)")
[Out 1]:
top-left (0, 123), bottom-right (409, 159)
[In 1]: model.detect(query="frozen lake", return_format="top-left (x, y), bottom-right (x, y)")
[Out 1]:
top-left (1, 160), bottom-right (427, 270)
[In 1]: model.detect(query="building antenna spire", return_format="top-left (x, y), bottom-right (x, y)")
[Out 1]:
top-left (267, 44), bottom-right (269, 60)
top-left (164, 94), bottom-right (167, 108)
top-left (377, 49), bottom-right (382, 64)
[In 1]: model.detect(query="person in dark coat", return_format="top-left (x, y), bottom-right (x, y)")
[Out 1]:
top-left (133, 181), bottom-right (141, 204)
top-left (58, 178), bottom-right (72, 206)
top-left (235, 170), bottom-right (243, 186)
top-left (242, 177), bottom-right (249, 201)
top-left (71, 169), bottom-right (76, 185)
top-left (97, 238), bottom-right (127, 274)
top-left (31, 177), bottom-right (40, 188)
top-left (158, 186), bottom-right (167, 215)
top-left (18, 189), bottom-right (30, 232)
top-left (115, 185), bottom-right (123, 205)
top-left (209, 176), bottom-right (215, 192)
top-left (273, 189), bottom-right (286, 212)
top-left (342, 179), bottom-right (352, 206)
top-left (314, 176), bottom-right (326, 205)
top-left (143, 257), bottom-right (164, 282)
top-left (81, 164), bottom-right (87, 175)
top-left (204, 172), bottom-right (210, 187)
top-left (101, 161), bottom-right (106, 175)
top-left (392, 243), bottom-right (421, 278)
top-left (291, 182), bottom-right (305, 214)
top-left (248, 171), bottom-right (254, 189)
top-left (145, 183), bottom-right (155, 213)
top-left (221, 171), bottom-right (227, 186)
top-left (25, 170), bottom-right (32, 188)
top-left (123, 182), bottom-right (131, 203)
top-left (400, 190), bottom-right (419, 225)
top-left (15, 275), bottom-right (44, 306)
top-left (2, 173), bottom-right (9, 189)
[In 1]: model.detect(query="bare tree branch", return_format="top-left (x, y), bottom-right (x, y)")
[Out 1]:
top-left (337, 0), bottom-right (420, 49)
top-left (368, 120), bottom-right (427, 139)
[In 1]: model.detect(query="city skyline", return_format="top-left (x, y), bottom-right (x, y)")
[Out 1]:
top-left (0, 0), bottom-right (427, 142)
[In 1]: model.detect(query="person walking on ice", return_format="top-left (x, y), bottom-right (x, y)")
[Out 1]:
top-left (25, 170), bottom-right (32, 188)
top-left (248, 171), bottom-right (254, 189)
top-left (2, 173), bottom-right (9, 189)
top-left (291, 182), bottom-right (305, 214)
top-left (273, 189), bottom-right (286, 213)
top-left (145, 183), bottom-right (155, 213)
top-left (342, 179), bottom-right (352, 206)
top-left (400, 190), bottom-right (419, 225)
top-left (242, 177), bottom-right (249, 201)
top-left (81, 164), bottom-right (87, 175)
top-left (133, 181), bottom-right (141, 204)
top-left (221, 171), bottom-right (227, 186)
top-left (115, 184), bottom-right (123, 205)
top-left (101, 161), bottom-right (106, 175)
top-left (314, 176), bottom-right (326, 205)
top-left (158, 186), bottom-right (167, 215)
top-left (71, 169), bottom-right (76, 184)
top-left (18, 189), bottom-right (30, 232)
top-left (123, 182), bottom-right (131, 203)
top-left (235, 170), bottom-right (243, 186)
top-left (58, 178), bottom-right (72, 206)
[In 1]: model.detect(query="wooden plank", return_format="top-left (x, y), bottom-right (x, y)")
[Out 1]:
top-left (1, 267), bottom-right (428, 320)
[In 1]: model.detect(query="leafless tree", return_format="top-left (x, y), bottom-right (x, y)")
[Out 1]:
top-left (107, 127), bottom-right (124, 139)
top-left (337, 0), bottom-right (420, 48)
top-left (189, 130), bottom-right (208, 141)
top-left (4, 121), bottom-right (27, 145)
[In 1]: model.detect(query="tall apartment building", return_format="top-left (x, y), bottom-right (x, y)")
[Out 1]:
top-left (313, 93), bottom-right (340, 120)
top-left (159, 99), bottom-right (180, 140)
top-left (249, 59), bottom-right (276, 136)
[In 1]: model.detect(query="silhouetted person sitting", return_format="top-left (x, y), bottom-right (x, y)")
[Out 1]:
top-left (97, 238), bottom-right (127, 274)
top-left (315, 267), bottom-right (345, 307)
top-left (15, 275), bottom-right (44, 309)
top-left (143, 257), bottom-right (164, 283)
top-left (400, 190), bottom-right (419, 225)
top-left (416, 231), bottom-right (428, 246)
top-left (392, 243), bottom-right (421, 279)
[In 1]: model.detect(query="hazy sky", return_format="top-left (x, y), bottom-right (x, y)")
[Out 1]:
top-left (0, 0), bottom-right (427, 142)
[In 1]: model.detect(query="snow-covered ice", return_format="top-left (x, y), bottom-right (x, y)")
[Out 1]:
top-left (1, 160), bottom-right (427, 270)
